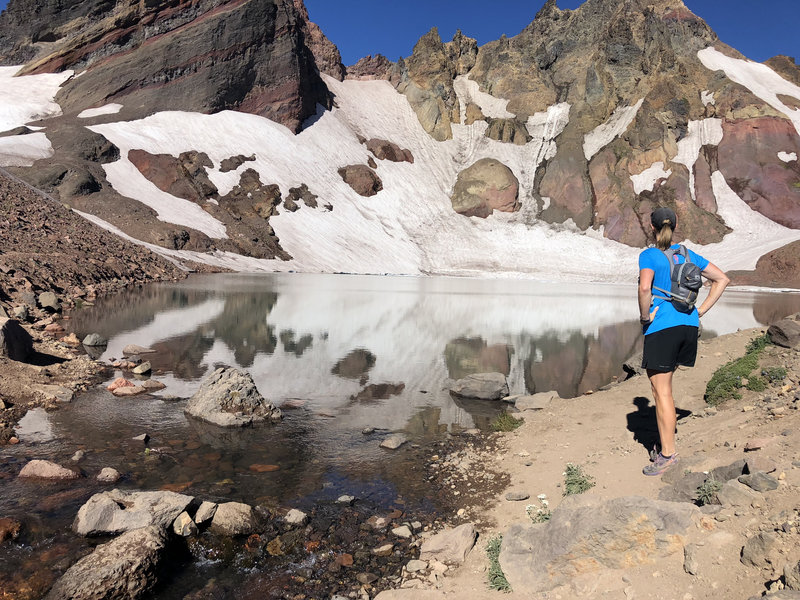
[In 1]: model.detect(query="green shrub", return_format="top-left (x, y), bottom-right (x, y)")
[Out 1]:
top-left (486, 536), bottom-right (511, 592)
top-left (746, 376), bottom-right (767, 392)
top-left (704, 334), bottom-right (773, 406)
top-left (491, 412), bottom-right (523, 432)
top-left (563, 463), bottom-right (595, 496)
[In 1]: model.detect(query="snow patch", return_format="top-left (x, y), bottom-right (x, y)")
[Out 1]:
top-left (672, 118), bottom-right (723, 201)
top-left (78, 103), bottom-right (123, 119)
top-left (0, 132), bottom-right (53, 167)
top-left (630, 162), bottom-right (672, 195)
top-left (0, 66), bottom-right (73, 133)
top-left (695, 171), bottom-right (800, 271)
top-left (453, 76), bottom-right (515, 121)
top-left (779, 151), bottom-right (797, 163)
top-left (583, 99), bottom-right (643, 161)
top-left (700, 90), bottom-right (715, 106)
top-left (698, 47), bottom-right (800, 136)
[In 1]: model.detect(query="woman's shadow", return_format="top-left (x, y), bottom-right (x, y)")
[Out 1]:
top-left (626, 396), bottom-right (691, 455)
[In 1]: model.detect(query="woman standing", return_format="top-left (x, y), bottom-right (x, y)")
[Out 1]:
top-left (638, 206), bottom-right (729, 476)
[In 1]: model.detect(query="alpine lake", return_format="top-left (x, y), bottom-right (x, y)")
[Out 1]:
top-left (3, 272), bottom-right (800, 598)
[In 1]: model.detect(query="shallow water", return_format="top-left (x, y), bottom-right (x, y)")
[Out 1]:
top-left (2, 273), bottom-right (799, 596)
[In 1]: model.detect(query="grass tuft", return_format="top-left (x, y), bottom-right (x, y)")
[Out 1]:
top-left (491, 412), bottom-right (523, 432)
top-left (563, 463), bottom-right (595, 496)
top-left (486, 535), bottom-right (511, 592)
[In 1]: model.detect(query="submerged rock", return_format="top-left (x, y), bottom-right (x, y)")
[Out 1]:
top-left (184, 367), bottom-right (282, 427)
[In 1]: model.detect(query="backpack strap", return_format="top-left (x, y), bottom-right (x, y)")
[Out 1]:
top-left (651, 247), bottom-right (677, 301)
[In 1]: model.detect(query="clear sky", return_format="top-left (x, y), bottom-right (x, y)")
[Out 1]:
top-left (0, 0), bottom-right (797, 67)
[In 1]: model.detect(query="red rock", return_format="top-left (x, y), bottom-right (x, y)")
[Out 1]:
top-left (744, 438), bottom-right (771, 452)
top-left (338, 165), bottom-right (383, 197)
top-left (111, 385), bottom-right (146, 397)
top-left (44, 323), bottom-right (64, 333)
top-left (718, 117), bottom-right (800, 228)
top-left (107, 377), bottom-right (134, 392)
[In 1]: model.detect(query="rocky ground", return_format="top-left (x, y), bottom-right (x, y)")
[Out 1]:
top-left (378, 326), bottom-right (800, 600)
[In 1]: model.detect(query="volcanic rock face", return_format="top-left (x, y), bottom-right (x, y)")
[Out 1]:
top-left (0, 0), bottom-right (333, 133)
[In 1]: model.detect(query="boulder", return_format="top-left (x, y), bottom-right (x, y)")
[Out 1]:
top-left (738, 472), bottom-right (779, 492)
top-left (450, 158), bottom-right (519, 218)
top-left (82, 333), bottom-right (107, 346)
top-left (419, 523), bottom-right (477, 565)
top-left (184, 367), bottom-right (282, 427)
top-left (194, 501), bottom-right (217, 526)
top-left (96, 467), bottom-right (121, 483)
top-left (210, 502), bottom-right (258, 536)
top-left (366, 138), bottom-right (414, 163)
top-left (768, 318), bottom-right (800, 348)
top-left (44, 526), bottom-right (167, 600)
top-left (74, 490), bottom-right (194, 536)
top-left (449, 372), bottom-right (508, 400)
top-left (173, 511), bottom-right (198, 537)
top-left (514, 391), bottom-right (559, 411)
top-left (38, 292), bottom-right (61, 312)
top-left (18, 459), bottom-right (80, 480)
top-left (0, 318), bottom-right (33, 361)
top-left (785, 560), bottom-right (800, 591)
top-left (741, 531), bottom-right (780, 569)
top-left (338, 165), bottom-right (383, 197)
top-left (499, 495), bottom-right (698, 593)
top-left (716, 480), bottom-right (764, 508)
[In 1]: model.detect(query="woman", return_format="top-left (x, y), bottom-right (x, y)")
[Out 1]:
top-left (638, 206), bottom-right (729, 476)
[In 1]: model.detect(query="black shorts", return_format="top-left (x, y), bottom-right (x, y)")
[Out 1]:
top-left (642, 325), bottom-right (699, 372)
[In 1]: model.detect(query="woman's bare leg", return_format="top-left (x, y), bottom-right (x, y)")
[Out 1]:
top-left (647, 369), bottom-right (677, 456)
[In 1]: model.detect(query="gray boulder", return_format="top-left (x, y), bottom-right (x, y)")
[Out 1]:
top-left (514, 391), bottom-right (559, 411)
top-left (44, 526), bottom-right (167, 600)
top-left (500, 495), bottom-right (698, 593)
top-left (82, 333), bottom-right (108, 347)
top-left (785, 560), bottom-right (800, 590)
top-left (741, 532), bottom-right (780, 569)
top-left (716, 480), bottom-right (764, 508)
top-left (768, 318), bottom-right (800, 348)
top-left (419, 523), bottom-right (477, 565)
top-left (194, 501), bottom-right (217, 526)
top-left (38, 291), bottom-right (61, 312)
top-left (210, 502), bottom-right (258, 536)
top-left (74, 490), bottom-right (194, 536)
top-left (185, 367), bottom-right (282, 427)
top-left (738, 472), bottom-right (779, 492)
top-left (449, 372), bottom-right (509, 400)
top-left (0, 318), bottom-right (33, 361)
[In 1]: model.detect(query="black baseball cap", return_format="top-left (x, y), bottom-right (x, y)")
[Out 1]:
top-left (650, 206), bottom-right (676, 230)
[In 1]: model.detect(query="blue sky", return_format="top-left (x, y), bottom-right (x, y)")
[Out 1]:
top-left (1, 0), bottom-right (797, 67)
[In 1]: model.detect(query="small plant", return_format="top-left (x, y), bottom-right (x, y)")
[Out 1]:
top-left (563, 463), bottom-right (595, 496)
top-left (486, 535), bottom-right (511, 592)
top-left (695, 476), bottom-right (722, 506)
top-left (763, 366), bottom-right (787, 383)
top-left (491, 412), bottom-right (523, 432)
top-left (526, 494), bottom-right (551, 523)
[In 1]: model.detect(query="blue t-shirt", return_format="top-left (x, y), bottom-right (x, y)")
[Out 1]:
top-left (639, 244), bottom-right (710, 335)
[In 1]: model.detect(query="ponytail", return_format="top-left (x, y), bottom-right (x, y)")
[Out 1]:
top-left (655, 225), bottom-right (673, 250)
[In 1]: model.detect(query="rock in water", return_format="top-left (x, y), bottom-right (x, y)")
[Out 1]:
top-left (184, 367), bottom-right (282, 427)
top-left (18, 459), bottom-right (80, 480)
top-left (449, 372), bottom-right (509, 400)
top-left (44, 526), bottom-right (167, 600)
top-left (82, 333), bottom-right (107, 346)
top-left (0, 318), bottom-right (33, 361)
top-left (74, 490), bottom-right (194, 536)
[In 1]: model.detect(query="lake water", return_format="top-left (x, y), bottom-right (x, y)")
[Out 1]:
top-left (3, 273), bottom-right (800, 596)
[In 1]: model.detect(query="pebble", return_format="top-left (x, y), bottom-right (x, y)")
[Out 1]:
top-left (71, 450), bottom-right (85, 462)
top-left (392, 525), bottom-right (412, 538)
top-left (337, 495), bottom-right (355, 504)
top-left (505, 491), bottom-right (530, 502)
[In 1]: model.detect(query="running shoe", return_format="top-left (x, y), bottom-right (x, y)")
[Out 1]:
top-left (642, 452), bottom-right (678, 476)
